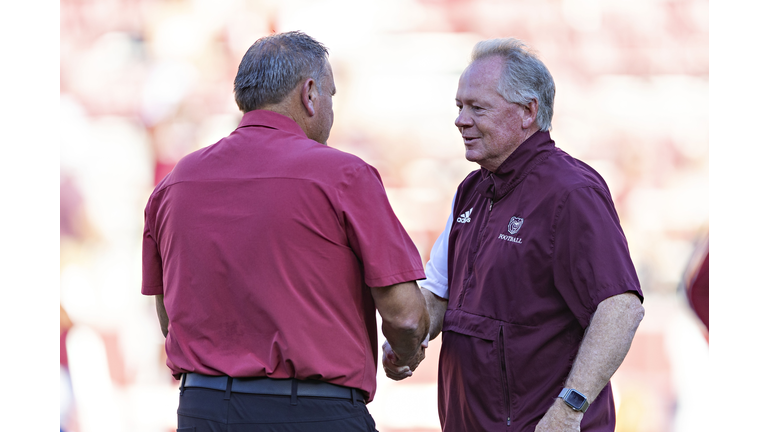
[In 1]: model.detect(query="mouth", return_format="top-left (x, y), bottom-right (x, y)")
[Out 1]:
top-left (462, 136), bottom-right (480, 145)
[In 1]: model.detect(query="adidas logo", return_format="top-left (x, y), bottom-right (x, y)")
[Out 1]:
top-left (457, 208), bottom-right (473, 224)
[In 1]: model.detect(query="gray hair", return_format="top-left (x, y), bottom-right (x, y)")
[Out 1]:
top-left (234, 31), bottom-right (329, 113)
top-left (471, 38), bottom-right (555, 131)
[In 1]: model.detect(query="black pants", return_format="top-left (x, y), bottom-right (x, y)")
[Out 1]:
top-left (177, 387), bottom-right (378, 432)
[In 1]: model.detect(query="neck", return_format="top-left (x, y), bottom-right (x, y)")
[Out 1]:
top-left (255, 88), bottom-right (309, 135)
top-left (482, 129), bottom-right (541, 173)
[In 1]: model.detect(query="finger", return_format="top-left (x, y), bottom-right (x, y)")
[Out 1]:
top-left (385, 369), bottom-right (412, 380)
top-left (384, 364), bottom-right (411, 375)
top-left (386, 373), bottom-right (409, 380)
top-left (385, 368), bottom-right (406, 379)
top-left (383, 352), bottom-right (403, 367)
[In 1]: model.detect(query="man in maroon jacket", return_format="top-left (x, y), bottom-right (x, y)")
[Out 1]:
top-left (384, 38), bottom-right (645, 432)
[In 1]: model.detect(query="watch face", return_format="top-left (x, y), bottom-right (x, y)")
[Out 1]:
top-left (564, 391), bottom-right (586, 409)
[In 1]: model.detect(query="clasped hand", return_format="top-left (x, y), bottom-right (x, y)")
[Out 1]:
top-left (381, 335), bottom-right (429, 381)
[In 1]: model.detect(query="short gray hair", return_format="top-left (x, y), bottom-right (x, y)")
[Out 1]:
top-left (234, 31), bottom-right (329, 113)
top-left (471, 38), bottom-right (555, 131)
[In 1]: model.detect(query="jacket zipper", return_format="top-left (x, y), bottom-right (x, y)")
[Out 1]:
top-left (457, 187), bottom-right (494, 308)
top-left (499, 325), bottom-right (511, 427)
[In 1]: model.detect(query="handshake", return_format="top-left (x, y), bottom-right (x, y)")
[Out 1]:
top-left (381, 333), bottom-right (431, 381)
top-left (376, 284), bottom-right (446, 381)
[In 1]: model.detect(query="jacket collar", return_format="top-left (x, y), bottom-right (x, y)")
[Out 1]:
top-left (237, 110), bottom-right (307, 138)
top-left (475, 130), bottom-right (556, 201)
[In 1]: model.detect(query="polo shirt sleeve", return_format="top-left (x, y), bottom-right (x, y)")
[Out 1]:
top-left (141, 200), bottom-right (164, 296)
top-left (552, 186), bottom-right (643, 328)
top-left (418, 194), bottom-right (455, 299)
top-left (338, 164), bottom-right (426, 288)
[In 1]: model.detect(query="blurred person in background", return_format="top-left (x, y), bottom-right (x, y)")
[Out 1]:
top-left (142, 31), bottom-right (429, 432)
top-left (383, 38), bottom-right (645, 432)
top-left (60, 304), bottom-right (75, 432)
top-left (683, 234), bottom-right (709, 334)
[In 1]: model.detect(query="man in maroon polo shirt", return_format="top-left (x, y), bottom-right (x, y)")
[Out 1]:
top-left (142, 31), bottom-right (430, 431)
top-left (384, 38), bottom-right (645, 431)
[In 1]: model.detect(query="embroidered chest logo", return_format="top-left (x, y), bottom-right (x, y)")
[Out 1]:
top-left (508, 217), bottom-right (524, 234)
top-left (499, 216), bottom-right (524, 244)
top-left (457, 208), bottom-right (473, 224)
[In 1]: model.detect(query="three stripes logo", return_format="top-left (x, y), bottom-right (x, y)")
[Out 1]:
top-left (457, 208), bottom-right (473, 224)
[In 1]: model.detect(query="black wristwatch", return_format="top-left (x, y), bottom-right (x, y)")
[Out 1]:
top-left (558, 388), bottom-right (590, 413)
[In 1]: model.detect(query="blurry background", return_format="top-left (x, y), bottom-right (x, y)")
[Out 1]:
top-left (56, 0), bottom-right (709, 431)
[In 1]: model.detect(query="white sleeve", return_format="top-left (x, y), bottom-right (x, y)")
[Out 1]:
top-left (417, 194), bottom-right (455, 299)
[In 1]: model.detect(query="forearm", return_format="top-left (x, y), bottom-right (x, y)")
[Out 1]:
top-left (372, 281), bottom-right (430, 363)
top-left (381, 313), bottom-right (429, 363)
top-left (565, 292), bottom-right (645, 402)
top-left (421, 287), bottom-right (448, 340)
top-left (535, 292), bottom-right (644, 431)
top-left (155, 294), bottom-right (169, 338)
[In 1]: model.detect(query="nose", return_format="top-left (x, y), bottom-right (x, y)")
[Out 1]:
top-left (455, 108), bottom-right (472, 129)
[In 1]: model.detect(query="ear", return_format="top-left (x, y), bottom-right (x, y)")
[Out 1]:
top-left (300, 77), bottom-right (318, 117)
top-left (521, 98), bottom-right (538, 129)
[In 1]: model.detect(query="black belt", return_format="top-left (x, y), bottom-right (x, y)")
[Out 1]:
top-left (181, 373), bottom-right (366, 402)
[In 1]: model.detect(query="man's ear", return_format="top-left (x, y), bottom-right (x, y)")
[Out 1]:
top-left (521, 98), bottom-right (538, 129)
top-left (300, 77), bottom-right (317, 117)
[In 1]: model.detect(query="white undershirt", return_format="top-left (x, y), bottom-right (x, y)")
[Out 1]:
top-left (417, 194), bottom-right (455, 300)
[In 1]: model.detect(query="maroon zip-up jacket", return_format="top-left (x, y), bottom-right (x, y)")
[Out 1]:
top-left (438, 131), bottom-right (643, 431)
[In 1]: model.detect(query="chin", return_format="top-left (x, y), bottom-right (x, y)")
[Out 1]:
top-left (465, 151), bottom-right (481, 164)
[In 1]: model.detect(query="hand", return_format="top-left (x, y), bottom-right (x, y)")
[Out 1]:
top-left (534, 400), bottom-right (583, 432)
top-left (382, 340), bottom-right (411, 380)
top-left (382, 335), bottom-right (429, 381)
top-left (401, 333), bottom-right (429, 372)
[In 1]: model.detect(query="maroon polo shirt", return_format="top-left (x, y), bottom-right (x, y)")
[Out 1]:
top-left (438, 131), bottom-right (643, 431)
top-left (142, 110), bottom-right (425, 402)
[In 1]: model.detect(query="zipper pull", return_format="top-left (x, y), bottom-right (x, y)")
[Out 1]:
top-left (507, 417), bottom-right (511, 426)
top-left (489, 201), bottom-right (493, 211)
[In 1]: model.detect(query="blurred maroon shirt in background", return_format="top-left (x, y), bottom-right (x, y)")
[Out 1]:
top-left (684, 237), bottom-right (709, 334)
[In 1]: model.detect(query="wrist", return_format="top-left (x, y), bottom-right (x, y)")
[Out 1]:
top-left (558, 388), bottom-right (590, 413)
top-left (388, 344), bottom-right (413, 365)
top-left (395, 345), bottom-right (422, 364)
top-left (550, 399), bottom-right (584, 428)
